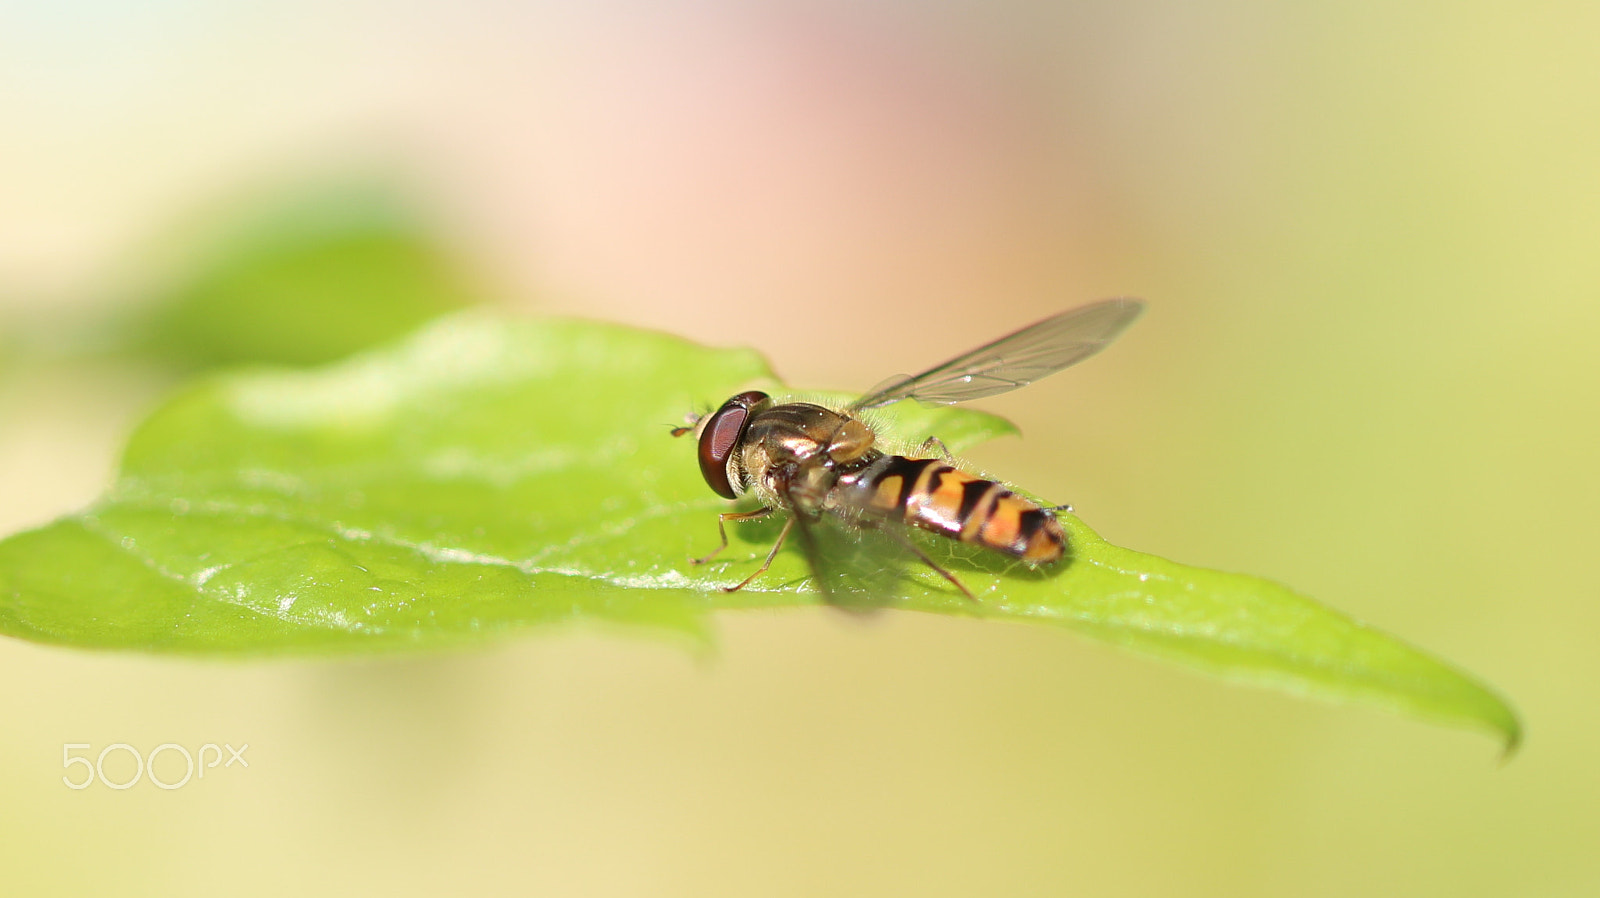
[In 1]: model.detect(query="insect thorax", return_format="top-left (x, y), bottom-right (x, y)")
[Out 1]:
top-left (736, 403), bottom-right (880, 510)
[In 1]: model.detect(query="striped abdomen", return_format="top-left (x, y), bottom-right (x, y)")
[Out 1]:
top-left (848, 456), bottom-right (1065, 565)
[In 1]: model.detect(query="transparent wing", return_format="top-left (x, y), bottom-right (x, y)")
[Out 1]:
top-left (777, 472), bottom-right (913, 611)
top-left (846, 297), bottom-right (1145, 411)
top-left (783, 471), bottom-right (995, 609)
top-left (785, 508), bottom-right (902, 613)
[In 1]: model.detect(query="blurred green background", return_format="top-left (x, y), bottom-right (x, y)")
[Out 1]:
top-left (1, 1), bottom-right (1594, 895)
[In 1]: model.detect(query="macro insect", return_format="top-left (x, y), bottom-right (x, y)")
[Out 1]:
top-left (673, 298), bottom-right (1145, 603)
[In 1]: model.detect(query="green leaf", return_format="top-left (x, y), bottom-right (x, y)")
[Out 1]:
top-left (0, 315), bottom-right (1519, 750)
top-left (0, 179), bottom-right (480, 380)
top-left (127, 180), bottom-right (478, 369)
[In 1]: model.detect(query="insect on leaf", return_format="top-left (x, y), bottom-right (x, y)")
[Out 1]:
top-left (0, 314), bottom-right (1519, 751)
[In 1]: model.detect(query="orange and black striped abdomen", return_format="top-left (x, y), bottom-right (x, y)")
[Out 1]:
top-left (857, 456), bottom-right (1065, 565)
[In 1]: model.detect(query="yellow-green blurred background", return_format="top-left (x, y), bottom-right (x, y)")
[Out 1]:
top-left (2, 2), bottom-right (1596, 895)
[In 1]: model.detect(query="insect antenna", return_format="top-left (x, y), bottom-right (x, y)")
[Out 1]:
top-left (668, 402), bottom-right (710, 438)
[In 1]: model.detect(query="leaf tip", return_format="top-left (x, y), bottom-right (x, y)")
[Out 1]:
top-left (1495, 712), bottom-right (1524, 764)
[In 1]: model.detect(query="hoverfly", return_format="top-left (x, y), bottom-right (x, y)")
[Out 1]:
top-left (672, 298), bottom-right (1144, 603)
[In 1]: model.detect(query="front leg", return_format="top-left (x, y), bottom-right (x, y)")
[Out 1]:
top-left (690, 507), bottom-right (774, 565)
top-left (723, 517), bottom-right (796, 593)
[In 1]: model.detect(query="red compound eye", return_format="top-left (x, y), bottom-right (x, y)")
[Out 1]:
top-left (697, 391), bottom-right (767, 498)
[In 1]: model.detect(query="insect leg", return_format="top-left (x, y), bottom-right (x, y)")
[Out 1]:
top-left (723, 516), bottom-right (796, 593)
top-left (917, 436), bottom-right (955, 462)
top-left (690, 507), bottom-right (773, 565)
top-left (880, 526), bottom-right (977, 602)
